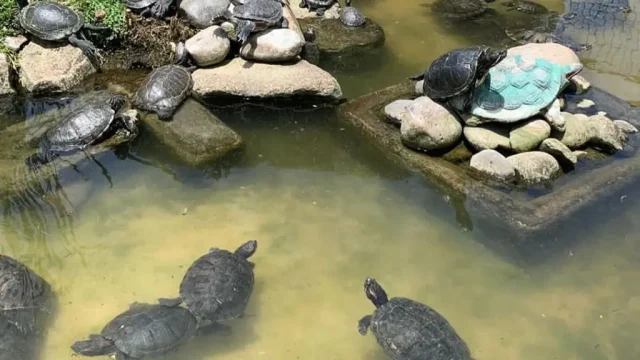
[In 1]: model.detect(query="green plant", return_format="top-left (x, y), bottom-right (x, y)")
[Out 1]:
top-left (0, 0), bottom-right (18, 39)
top-left (64, 0), bottom-right (128, 35)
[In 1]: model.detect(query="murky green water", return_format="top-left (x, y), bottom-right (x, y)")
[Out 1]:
top-left (3, 0), bottom-right (640, 359)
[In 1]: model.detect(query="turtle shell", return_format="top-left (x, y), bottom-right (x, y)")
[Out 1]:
top-left (178, 247), bottom-right (255, 324)
top-left (233, 0), bottom-right (283, 23)
top-left (341, 7), bottom-right (366, 27)
top-left (370, 297), bottom-right (471, 360)
top-left (124, 0), bottom-right (158, 10)
top-left (19, 2), bottom-right (83, 41)
top-left (429, 0), bottom-right (488, 19)
top-left (133, 65), bottom-right (193, 120)
top-left (503, 0), bottom-right (549, 14)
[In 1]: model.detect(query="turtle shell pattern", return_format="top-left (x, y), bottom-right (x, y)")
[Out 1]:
top-left (430, 0), bottom-right (488, 19)
top-left (423, 46), bottom-right (486, 100)
top-left (504, 0), bottom-right (549, 14)
top-left (233, 0), bottom-right (283, 23)
top-left (371, 297), bottom-right (472, 360)
top-left (124, 0), bottom-right (158, 10)
top-left (466, 55), bottom-right (582, 122)
top-left (341, 7), bottom-right (366, 27)
top-left (133, 65), bottom-right (193, 117)
top-left (20, 2), bottom-right (84, 41)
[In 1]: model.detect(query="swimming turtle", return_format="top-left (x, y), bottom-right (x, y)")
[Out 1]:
top-left (425, 0), bottom-right (495, 19)
top-left (501, 0), bottom-right (549, 14)
top-left (410, 46), bottom-right (507, 109)
top-left (233, 0), bottom-right (287, 43)
top-left (25, 94), bottom-right (138, 167)
top-left (133, 65), bottom-right (194, 120)
top-left (159, 240), bottom-right (257, 327)
top-left (123, 0), bottom-right (175, 18)
top-left (358, 278), bottom-right (472, 360)
top-left (340, 0), bottom-right (365, 27)
top-left (178, 0), bottom-right (232, 28)
top-left (18, 1), bottom-right (110, 70)
top-left (71, 302), bottom-right (197, 360)
top-left (503, 13), bottom-right (592, 52)
top-left (299, 0), bottom-right (336, 17)
top-left (452, 54), bottom-right (583, 131)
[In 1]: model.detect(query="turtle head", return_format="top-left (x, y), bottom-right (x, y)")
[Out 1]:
top-left (304, 27), bottom-right (316, 42)
top-left (235, 240), bottom-right (258, 259)
top-left (364, 277), bottom-right (388, 308)
top-left (109, 95), bottom-right (126, 112)
top-left (345, 0), bottom-right (352, 7)
top-left (484, 48), bottom-right (507, 68)
top-left (71, 334), bottom-right (116, 356)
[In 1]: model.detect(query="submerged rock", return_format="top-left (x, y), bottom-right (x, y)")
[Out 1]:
top-left (507, 151), bottom-right (561, 184)
top-left (0, 54), bottom-right (15, 114)
top-left (400, 96), bottom-right (462, 151)
top-left (539, 138), bottom-right (577, 167)
top-left (463, 124), bottom-right (511, 152)
top-left (509, 119), bottom-right (551, 153)
top-left (298, 18), bottom-right (384, 56)
top-left (383, 99), bottom-right (411, 125)
top-left (240, 29), bottom-right (304, 63)
top-left (185, 26), bottom-right (230, 67)
top-left (470, 149), bottom-right (516, 181)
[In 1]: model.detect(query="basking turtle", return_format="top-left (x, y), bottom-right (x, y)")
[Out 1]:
top-left (18, 1), bottom-right (110, 70)
top-left (410, 46), bottom-right (507, 110)
top-left (340, 0), bottom-right (365, 27)
top-left (71, 302), bottom-right (197, 360)
top-left (358, 278), bottom-right (472, 360)
top-left (25, 94), bottom-right (138, 167)
top-left (501, 0), bottom-right (549, 14)
top-left (123, 0), bottom-right (175, 18)
top-left (233, 0), bottom-right (288, 43)
top-left (133, 65), bottom-right (194, 120)
top-left (160, 240), bottom-right (257, 327)
top-left (425, 0), bottom-right (495, 19)
top-left (299, 0), bottom-right (336, 17)
top-left (178, 0), bottom-right (232, 28)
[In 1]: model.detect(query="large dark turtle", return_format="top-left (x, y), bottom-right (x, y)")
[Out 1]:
top-left (133, 65), bottom-right (194, 120)
top-left (425, 0), bottom-right (495, 19)
top-left (122, 0), bottom-right (174, 18)
top-left (299, 0), bottom-right (336, 17)
top-left (501, 0), bottom-right (549, 14)
top-left (71, 302), bottom-right (197, 360)
top-left (18, 1), bottom-right (110, 70)
top-left (358, 278), bottom-right (472, 360)
top-left (410, 45), bottom-right (506, 109)
top-left (25, 94), bottom-right (138, 168)
top-left (340, 0), bottom-right (365, 27)
top-left (232, 0), bottom-right (288, 43)
top-left (160, 240), bottom-right (257, 327)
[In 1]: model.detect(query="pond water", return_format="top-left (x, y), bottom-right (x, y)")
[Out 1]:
top-left (3, 0), bottom-right (640, 359)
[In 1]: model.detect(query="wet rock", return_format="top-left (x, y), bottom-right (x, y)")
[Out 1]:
top-left (570, 75), bottom-right (590, 94)
top-left (588, 114), bottom-right (626, 153)
top-left (192, 58), bottom-right (343, 102)
top-left (470, 149), bottom-right (516, 181)
top-left (509, 119), bottom-right (551, 153)
top-left (185, 26), bottom-right (231, 67)
top-left (463, 124), bottom-right (511, 152)
top-left (577, 99), bottom-right (595, 108)
top-left (556, 112), bottom-right (591, 149)
top-left (240, 29), bottom-right (304, 63)
top-left (142, 99), bottom-right (243, 166)
top-left (507, 43), bottom-right (580, 66)
top-left (4, 35), bottom-right (28, 52)
top-left (383, 99), bottom-right (411, 125)
top-left (400, 96), bottom-right (462, 151)
top-left (0, 54), bottom-right (15, 114)
top-left (290, 0), bottom-right (340, 19)
top-left (614, 120), bottom-right (638, 134)
top-left (507, 151), bottom-right (561, 184)
top-left (179, 0), bottom-right (230, 28)
top-left (539, 138), bottom-right (577, 167)
top-left (298, 18), bottom-right (384, 56)
top-left (414, 80), bottom-right (424, 95)
top-left (19, 43), bottom-right (95, 94)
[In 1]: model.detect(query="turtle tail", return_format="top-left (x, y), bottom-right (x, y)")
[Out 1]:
top-left (236, 20), bottom-right (256, 44)
top-left (408, 71), bottom-right (425, 81)
top-left (71, 334), bottom-right (116, 356)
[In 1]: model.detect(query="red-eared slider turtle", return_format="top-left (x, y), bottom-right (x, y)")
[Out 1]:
top-left (133, 65), bottom-right (194, 120)
top-left (502, 0), bottom-right (549, 14)
top-left (25, 94), bottom-right (138, 168)
top-left (123, 0), bottom-right (175, 18)
top-left (340, 0), bottom-right (365, 27)
top-left (358, 278), bottom-right (472, 360)
top-left (71, 302), bottom-right (197, 360)
top-left (18, 1), bottom-right (110, 70)
top-left (299, 0), bottom-right (336, 17)
top-left (159, 240), bottom-right (257, 327)
top-left (424, 0), bottom-right (495, 19)
top-left (232, 0), bottom-right (288, 43)
top-left (410, 46), bottom-right (507, 110)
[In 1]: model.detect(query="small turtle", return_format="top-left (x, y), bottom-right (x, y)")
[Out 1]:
top-left (425, 0), bottom-right (495, 20)
top-left (71, 302), bottom-right (197, 360)
top-left (159, 240), bottom-right (257, 327)
top-left (25, 94), bottom-right (138, 167)
top-left (133, 65), bottom-right (194, 120)
top-left (123, 0), bottom-right (174, 18)
top-left (233, 0), bottom-right (288, 43)
top-left (299, 0), bottom-right (336, 17)
top-left (340, 0), bottom-right (366, 27)
top-left (178, 0), bottom-right (232, 28)
top-left (18, 1), bottom-right (110, 70)
top-left (410, 46), bottom-right (507, 109)
top-left (358, 278), bottom-right (472, 360)
top-left (501, 0), bottom-right (549, 14)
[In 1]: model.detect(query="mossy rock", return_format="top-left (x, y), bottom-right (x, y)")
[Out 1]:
top-left (299, 18), bottom-right (384, 56)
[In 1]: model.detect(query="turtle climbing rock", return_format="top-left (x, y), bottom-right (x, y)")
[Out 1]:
top-left (425, 0), bottom-right (495, 19)
top-left (299, 0), bottom-right (336, 17)
top-left (133, 65), bottom-right (194, 120)
top-left (340, 0), bottom-right (366, 27)
top-left (358, 278), bottom-right (472, 360)
top-left (232, 0), bottom-right (287, 43)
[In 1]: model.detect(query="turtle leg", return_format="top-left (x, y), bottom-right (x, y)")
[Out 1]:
top-left (158, 297), bottom-right (183, 307)
top-left (150, 0), bottom-right (174, 18)
top-left (543, 98), bottom-right (566, 132)
top-left (83, 23), bottom-right (111, 33)
top-left (68, 34), bottom-right (102, 72)
top-left (357, 315), bottom-right (371, 335)
top-left (120, 112), bottom-right (139, 138)
top-left (236, 20), bottom-right (256, 44)
top-left (316, 7), bottom-right (325, 16)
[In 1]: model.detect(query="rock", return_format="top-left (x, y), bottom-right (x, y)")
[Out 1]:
top-left (614, 120), bottom-right (638, 134)
top-left (539, 138), bottom-right (577, 167)
top-left (4, 36), bottom-right (28, 52)
top-left (509, 119), bottom-right (551, 153)
top-left (290, 0), bottom-right (340, 19)
top-left (0, 54), bottom-right (15, 114)
top-left (18, 43), bottom-right (95, 94)
top-left (463, 124), bottom-right (511, 152)
top-left (570, 74), bottom-right (590, 94)
top-left (577, 99), bottom-right (595, 108)
top-left (298, 18), bottom-right (384, 55)
top-left (179, 0), bottom-right (230, 28)
top-left (507, 43), bottom-right (580, 66)
top-left (555, 112), bottom-right (626, 153)
top-left (573, 150), bottom-right (588, 159)
top-left (240, 29), bottom-right (304, 63)
top-left (185, 26), bottom-right (231, 67)
top-left (470, 149), bottom-right (516, 181)
top-left (142, 99), bottom-right (243, 166)
top-left (556, 112), bottom-right (591, 149)
top-left (400, 96), bottom-right (462, 151)
top-left (414, 80), bottom-right (424, 95)
top-left (383, 99), bottom-right (412, 125)
top-left (507, 152), bottom-right (562, 184)
top-left (300, 43), bottom-right (320, 65)
top-left (192, 58), bottom-right (343, 102)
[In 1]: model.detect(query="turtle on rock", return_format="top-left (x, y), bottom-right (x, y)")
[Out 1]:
top-left (232, 0), bottom-right (288, 44)
top-left (340, 0), bottom-right (366, 27)
top-left (358, 278), bottom-right (473, 360)
top-left (299, 0), bottom-right (336, 17)
top-left (425, 0), bottom-right (495, 20)
top-left (122, 0), bottom-right (175, 18)
top-left (501, 0), bottom-right (549, 14)
top-left (71, 302), bottom-right (197, 360)
top-left (133, 64), bottom-right (194, 120)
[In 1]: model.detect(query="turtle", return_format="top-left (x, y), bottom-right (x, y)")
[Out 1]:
top-left (25, 94), bottom-right (138, 168)
top-left (409, 46), bottom-right (507, 110)
top-left (424, 0), bottom-right (495, 20)
top-left (71, 302), bottom-right (197, 360)
top-left (340, 0), bottom-right (366, 27)
top-left (17, 1), bottom-right (111, 71)
top-left (159, 240), bottom-right (257, 328)
top-left (452, 54), bottom-right (583, 131)
top-left (122, 0), bottom-right (175, 18)
top-left (299, 0), bottom-right (336, 17)
top-left (501, 0), bottom-right (549, 14)
top-left (232, 0), bottom-right (288, 43)
top-left (358, 278), bottom-right (473, 360)
top-left (133, 65), bottom-right (194, 120)
top-left (178, 0), bottom-right (232, 28)
top-left (0, 314), bottom-right (31, 360)
top-left (503, 13), bottom-right (593, 52)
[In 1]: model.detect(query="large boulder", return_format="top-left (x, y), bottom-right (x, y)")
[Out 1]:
top-left (240, 29), bottom-right (304, 63)
top-left (400, 96), bottom-right (462, 152)
top-left (470, 149), bottom-right (516, 181)
top-left (507, 151), bottom-right (562, 184)
top-left (185, 26), bottom-right (230, 67)
top-left (19, 43), bottom-right (95, 94)
top-left (0, 54), bottom-right (15, 114)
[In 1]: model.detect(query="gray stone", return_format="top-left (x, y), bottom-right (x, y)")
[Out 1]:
top-left (556, 112), bottom-right (591, 149)
top-left (4, 35), bottom-right (28, 52)
top-left (185, 26), bottom-right (230, 67)
top-left (414, 80), bottom-right (424, 95)
top-left (570, 75), bottom-right (590, 94)
top-left (290, 0), bottom-right (340, 19)
top-left (240, 29), bottom-right (304, 63)
top-left (614, 120), bottom-right (638, 134)
top-left (539, 138), bottom-right (577, 167)
top-left (507, 152), bottom-right (562, 184)
top-left (400, 96), bottom-right (462, 151)
top-left (577, 99), bottom-right (595, 108)
top-left (509, 119), bottom-right (551, 153)
top-left (0, 54), bottom-right (15, 114)
top-left (463, 124), bottom-right (511, 152)
top-left (588, 114), bottom-right (626, 153)
top-left (383, 99), bottom-right (412, 125)
top-left (470, 149), bottom-right (516, 181)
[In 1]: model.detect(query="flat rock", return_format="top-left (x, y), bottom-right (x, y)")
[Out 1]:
top-left (400, 96), bottom-right (462, 151)
top-left (19, 43), bottom-right (95, 94)
top-left (614, 120), bottom-right (638, 134)
top-left (192, 58), bottom-right (343, 102)
top-left (383, 99), bottom-right (412, 125)
top-left (185, 26), bottom-right (230, 67)
top-left (463, 124), bottom-right (511, 152)
top-left (290, 0), bottom-right (340, 19)
top-left (142, 99), bottom-right (243, 166)
top-left (509, 119), bottom-right (551, 153)
top-left (507, 43), bottom-right (580, 66)
top-left (470, 149), bottom-right (516, 182)
top-left (539, 138), bottom-right (577, 167)
top-left (4, 35), bottom-right (28, 52)
top-left (298, 18), bottom-right (384, 55)
top-left (507, 151), bottom-right (562, 184)
top-left (0, 54), bottom-right (15, 114)
top-left (240, 29), bottom-right (304, 63)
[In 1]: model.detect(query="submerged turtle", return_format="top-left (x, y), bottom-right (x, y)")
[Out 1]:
top-left (18, 1), bottom-right (110, 70)
top-left (178, 0), bottom-right (232, 28)
top-left (233, 0), bottom-right (287, 43)
top-left (425, 0), bottom-right (495, 19)
top-left (410, 46), bottom-right (507, 109)
top-left (503, 13), bottom-right (592, 52)
top-left (71, 302), bottom-right (197, 360)
top-left (25, 94), bottom-right (137, 167)
top-left (299, 0), bottom-right (336, 17)
top-left (160, 240), bottom-right (257, 327)
top-left (340, 0), bottom-right (365, 27)
top-left (133, 65), bottom-right (194, 120)
top-left (358, 278), bottom-right (472, 360)
top-left (501, 0), bottom-right (549, 14)
top-left (123, 0), bottom-right (175, 18)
